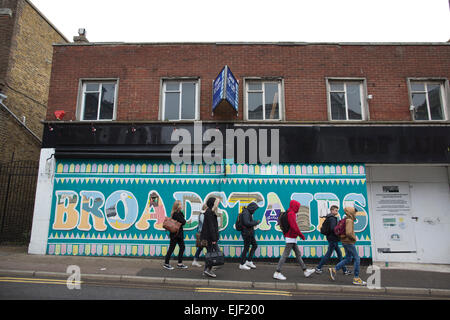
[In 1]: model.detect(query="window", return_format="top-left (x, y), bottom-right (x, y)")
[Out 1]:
top-left (162, 80), bottom-right (199, 121)
top-left (327, 80), bottom-right (366, 121)
top-left (409, 81), bottom-right (446, 121)
top-left (245, 80), bottom-right (283, 121)
top-left (80, 81), bottom-right (117, 121)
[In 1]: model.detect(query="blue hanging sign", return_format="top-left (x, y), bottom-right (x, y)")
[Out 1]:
top-left (212, 65), bottom-right (239, 113)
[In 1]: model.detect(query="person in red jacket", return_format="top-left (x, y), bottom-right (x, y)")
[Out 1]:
top-left (273, 200), bottom-right (315, 280)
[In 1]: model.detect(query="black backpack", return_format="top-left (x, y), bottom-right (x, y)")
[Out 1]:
top-left (277, 211), bottom-right (290, 233)
top-left (235, 209), bottom-right (245, 231)
top-left (320, 216), bottom-right (332, 235)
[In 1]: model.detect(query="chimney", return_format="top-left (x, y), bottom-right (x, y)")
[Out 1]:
top-left (73, 28), bottom-right (89, 43)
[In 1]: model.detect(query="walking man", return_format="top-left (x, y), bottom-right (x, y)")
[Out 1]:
top-left (315, 205), bottom-right (351, 275)
top-left (239, 202), bottom-right (260, 270)
top-left (329, 207), bottom-right (367, 286)
top-left (273, 200), bottom-right (315, 280)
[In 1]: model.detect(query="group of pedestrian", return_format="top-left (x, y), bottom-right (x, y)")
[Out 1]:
top-left (163, 198), bottom-right (366, 286)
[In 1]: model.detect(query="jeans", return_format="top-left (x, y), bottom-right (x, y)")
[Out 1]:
top-left (204, 242), bottom-right (220, 271)
top-left (240, 234), bottom-right (258, 265)
top-left (335, 244), bottom-right (360, 277)
top-left (317, 241), bottom-right (347, 273)
top-left (165, 236), bottom-right (185, 264)
top-left (276, 243), bottom-right (306, 272)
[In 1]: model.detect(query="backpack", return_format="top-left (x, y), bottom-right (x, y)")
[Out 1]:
top-left (277, 211), bottom-right (290, 234)
top-left (235, 209), bottom-right (245, 231)
top-left (334, 218), bottom-right (347, 236)
top-left (320, 216), bottom-right (332, 235)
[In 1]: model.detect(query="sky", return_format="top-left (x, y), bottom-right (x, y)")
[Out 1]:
top-left (31, 0), bottom-right (450, 43)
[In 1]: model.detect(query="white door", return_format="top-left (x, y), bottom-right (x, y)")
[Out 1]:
top-left (371, 182), bottom-right (417, 254)
top-left (409, 182), bottom-right (450, 264)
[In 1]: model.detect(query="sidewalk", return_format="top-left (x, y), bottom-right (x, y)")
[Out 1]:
top-left (1, 245), bottom-right (449, 298)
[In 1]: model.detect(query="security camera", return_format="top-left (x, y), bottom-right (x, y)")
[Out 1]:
top-left (409, 105), bottom-right (416, 111)
top-left (0, 93), bottom-right (7, 103)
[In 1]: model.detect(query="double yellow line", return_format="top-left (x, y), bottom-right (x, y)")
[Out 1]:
top-left (195, 287), bottom-right (292, 297)
top-left (0, 276), bottom-right (82, 286)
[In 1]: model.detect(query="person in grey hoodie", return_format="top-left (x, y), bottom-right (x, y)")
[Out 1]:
top-left (238, 202), bottom-right (260, 270)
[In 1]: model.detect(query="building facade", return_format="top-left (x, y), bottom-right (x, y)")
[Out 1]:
top-left (0, 0), bottom-right (67, 162)
top-left (29, 42), bottom-right (450, 264)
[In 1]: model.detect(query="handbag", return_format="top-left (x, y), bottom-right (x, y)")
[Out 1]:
top-left (205, 247), bottom-right (225, 266)
top-left (162, 217), bottom-right (181, 234)
top-left (195, 232), bottom-right (208, 248)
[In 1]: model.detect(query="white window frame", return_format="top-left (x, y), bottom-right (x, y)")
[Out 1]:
top-left (407, 78), bottom-right (448, 122)
top-left (326, 78), bottom-right (368, 121)
top-left (78, 79), bottom-right (118, 121)
top-left (160, 78), bottom-right (200, 121)
top-left (244, 78), bottom-right (284, 121)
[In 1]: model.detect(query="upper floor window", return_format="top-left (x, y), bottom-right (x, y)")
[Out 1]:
top-left (409, 80), bottom-right (447, 121)
top-left (161, 80), bottom-right (199, 121)
top-left (245, 80), bottom-right (283, 121)
top-left (327, 79), bottom-right (367, 121)
top-left (80, 81), bottom-right (117, 121)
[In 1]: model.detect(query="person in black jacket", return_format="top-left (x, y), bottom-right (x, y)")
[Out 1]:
top-left (239, 202), bottom-right (260, 270)
top-left (315, 205), bottom-right (350, 275)
top-left (200, 197), bottom-right (220, 278)
top-left (164, 200), bottom-right (188, 270)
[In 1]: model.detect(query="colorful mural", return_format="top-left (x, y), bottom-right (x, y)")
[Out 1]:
top-left (47, 160), bottom-right (372, 259)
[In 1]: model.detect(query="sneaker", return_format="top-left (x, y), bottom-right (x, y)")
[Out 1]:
top-left (239, 263), bottom-right (251, 270)
top-left (329, 267), bottom-right (336, 281)
top-left (177, 263), bottom-right (188, 269)
top-left (192, 260), bottom-right (202, 267)
top-left (304, 268), bottom-right (315, 278)
top-left (204, 269), bottom-right (217, 278)
top-left (245, 261), bottom-right (256, 269)
top-left (315, 268), bottom-right (323, 274)
top-left (163, 264), bottom-right (174, 270)
top-left (353, 277), bottom-right (367, 286)
top-left (273, 271), bottom-right (287, 281)
top-left (344, 270), bottom-right (352, 276)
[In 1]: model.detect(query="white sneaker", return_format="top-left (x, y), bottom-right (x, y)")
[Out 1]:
top-left (245, 261), bottom-right (256, 269)
top-left (273, 272), bottom-right (287, 280)
top-left (192, 260), bottom-right (202, 267)
top-left (239, 263), bottom-right (251, 270)
top-left (304, 268), bottom-right (315, 278)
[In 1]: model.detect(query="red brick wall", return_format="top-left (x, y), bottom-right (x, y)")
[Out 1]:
top-left (46, 43), bottom-right (450, 122)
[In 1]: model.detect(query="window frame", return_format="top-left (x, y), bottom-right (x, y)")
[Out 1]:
top-left (407, 78), bottom-right (448, 122)
top-left (243, 78), bottom-right (285, 121)
top-left (78, 79), bottom-right (119, 121)
top-left (326, 78), bottom-right (368, 121)
top-left (160, 78), bottom-right (200, 121)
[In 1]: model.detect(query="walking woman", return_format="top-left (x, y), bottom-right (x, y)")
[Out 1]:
top-left (200, 197), bottom-right (220, 278)
top-left (164, 200), bottom-right (188, 270)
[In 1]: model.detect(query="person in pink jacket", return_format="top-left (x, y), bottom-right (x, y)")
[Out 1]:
top-left (273, 200), bottom-right (315, 280)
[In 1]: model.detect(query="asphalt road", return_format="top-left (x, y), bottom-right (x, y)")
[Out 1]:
top-left (0, 275), bottom-right (441, 301)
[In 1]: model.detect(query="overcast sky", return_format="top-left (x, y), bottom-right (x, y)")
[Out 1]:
top-left (31, 0), bottom-right (450, 43)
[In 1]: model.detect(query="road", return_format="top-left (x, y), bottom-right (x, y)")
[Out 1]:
top-left (0, 275), bottom-right (441, 300)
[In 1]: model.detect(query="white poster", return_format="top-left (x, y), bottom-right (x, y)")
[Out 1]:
top-left (372, 183), bottom-right (416, 253)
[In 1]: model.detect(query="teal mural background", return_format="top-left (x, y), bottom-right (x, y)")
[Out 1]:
top-left (47, 160), bottom-right (372, 259)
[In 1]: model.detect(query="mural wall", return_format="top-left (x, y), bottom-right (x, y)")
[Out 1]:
top-left (47, 160), bottom-right (372, 259)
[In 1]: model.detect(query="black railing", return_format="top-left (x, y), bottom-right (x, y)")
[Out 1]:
top-left (0, 160), bottom-right (39, 243)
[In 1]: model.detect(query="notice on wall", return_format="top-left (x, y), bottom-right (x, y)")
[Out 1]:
top-left (372, 182), bottom-right (416, 253)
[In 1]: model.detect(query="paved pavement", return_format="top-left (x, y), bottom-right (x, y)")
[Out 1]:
top-left (0, 245), bottom-right (449, 298)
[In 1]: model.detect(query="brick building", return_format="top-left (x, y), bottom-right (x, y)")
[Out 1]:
top-left (29, 41), bottom-right (450, 265)
top-left (0, 0), bottom-right (67, 162)
top-left (0, 0), bottom-right (67, 243)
